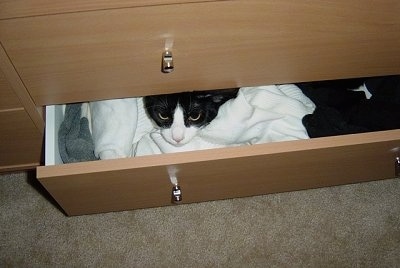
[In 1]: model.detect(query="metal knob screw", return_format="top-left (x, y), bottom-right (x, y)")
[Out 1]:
top-left (162, 50), bottom-right (174, 73)
top-left (171, 185), bottom-right (182, 204)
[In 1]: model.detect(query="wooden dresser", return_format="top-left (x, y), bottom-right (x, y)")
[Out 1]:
top-left (0, 0), bottom-right (399, 215)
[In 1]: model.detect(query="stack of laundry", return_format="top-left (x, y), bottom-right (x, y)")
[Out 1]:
top-left (57, 76), bottom-right (400, 163)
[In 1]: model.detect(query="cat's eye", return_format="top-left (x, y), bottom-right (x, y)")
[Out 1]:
top-left (158, 113), bottom-right (169, 120)
top-left (189, 112), bottom-right (202, 121)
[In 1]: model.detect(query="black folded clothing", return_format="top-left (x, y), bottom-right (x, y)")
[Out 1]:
top-left (297, 75), bottom-right (400, 138)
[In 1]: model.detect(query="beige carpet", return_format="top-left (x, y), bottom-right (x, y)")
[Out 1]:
top-left (1, 171), bottom-right (399, 267)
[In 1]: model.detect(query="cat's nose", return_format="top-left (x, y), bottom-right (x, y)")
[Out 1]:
top-left (172, 128), bottom-right (184, 143)
top-left (173, 136), bottom-right (184, 143)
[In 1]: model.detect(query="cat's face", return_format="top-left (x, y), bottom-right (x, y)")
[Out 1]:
top-left (144, 89), bottom-right (238, 146)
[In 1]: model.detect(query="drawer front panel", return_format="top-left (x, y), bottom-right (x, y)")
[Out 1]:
top-left (0, 109), bottom-right (43, 170)
top-left (1, 0), bottom-right (399, 105)
top-left (37, 130), bottom-right (400, 216)
top-left (0, 0), bottom-right (228, 19)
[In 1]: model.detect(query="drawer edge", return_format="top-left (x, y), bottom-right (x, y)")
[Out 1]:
top-left (37, 129), bottom-right (400, 179)
top-left (36, 134), bottom-right (400, 216)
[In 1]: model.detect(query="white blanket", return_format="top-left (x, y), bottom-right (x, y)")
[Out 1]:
top-left (133, 84), bottom-right (316, 156)
top-left (86, 84), bottom-right (315, 159)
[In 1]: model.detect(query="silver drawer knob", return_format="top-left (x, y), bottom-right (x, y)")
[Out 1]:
top-left (162, 50), bottom-right (174, 73)
top-left (171, 185), bottom-right (182, 203)
top-left (396, 157), bottom-right (400, 177)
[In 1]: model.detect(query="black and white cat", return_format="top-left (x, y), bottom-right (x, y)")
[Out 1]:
top-left (144, 88), bottom-right (238, 146)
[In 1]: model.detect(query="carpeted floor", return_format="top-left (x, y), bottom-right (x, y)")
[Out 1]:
top-left (1, 171), bottom-right (399, 267)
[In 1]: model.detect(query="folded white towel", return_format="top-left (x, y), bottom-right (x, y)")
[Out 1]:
top-left (89, 98), bottom-right (138, 159)
top-left (134, 84), bottom-right (316, 156)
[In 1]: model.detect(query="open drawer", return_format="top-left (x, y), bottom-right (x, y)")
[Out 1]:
top-left (37, 105), bottom-right (400, 216)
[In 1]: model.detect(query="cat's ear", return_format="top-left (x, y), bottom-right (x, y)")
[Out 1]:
top-left (211, 88), bottom-right (239, 103)
top-left (195, 88), bottom-right (238, 103)
top-left (195, 93), bottom-right (213, 100)
top-left (195, 93), bottom-right (226, 103)
top-left (211, 94), bottom-right (227, 103)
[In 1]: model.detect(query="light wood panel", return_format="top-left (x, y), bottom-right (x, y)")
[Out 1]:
top-left (0, 67), bottom-right (21, 110)
top-left (0, 0), bottom-right (227, 19)
top-left (0, 0), bottom-right (399, 105)
top-left (0, 44), bottom-right (44, 132)
top-left (0, 109), bottom-right (43, 171)
top-left (37, 130), bottom-right (400, 216)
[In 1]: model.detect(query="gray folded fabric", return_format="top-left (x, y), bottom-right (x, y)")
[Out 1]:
top-left (58, 103), bottom-right (98, 163)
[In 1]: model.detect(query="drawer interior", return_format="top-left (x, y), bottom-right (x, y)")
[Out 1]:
top-left (39, 94), bottom-right (400, 216)
top-left (45, 105), bottom-right (64, 166)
